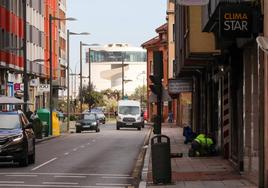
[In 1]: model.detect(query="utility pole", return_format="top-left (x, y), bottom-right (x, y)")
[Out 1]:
top-left (67, 30), bottom-right (70, 131)
top-left (23, 0), bottom-right (28, 113)
top-left (80, 41), bottom-right (83, 114)
top-left (49, 14), bottom-right (53, 136)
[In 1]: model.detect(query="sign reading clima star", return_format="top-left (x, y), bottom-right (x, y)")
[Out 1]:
top-left (220, 4), bottom-right (252, 38)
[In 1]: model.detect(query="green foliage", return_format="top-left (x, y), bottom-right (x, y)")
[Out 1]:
top-left (129, 85), bottom-right (147, 108)
top-left (80, 84), bottom-right (105, 109)
top-left (69, 114), bottom-right (76, 121)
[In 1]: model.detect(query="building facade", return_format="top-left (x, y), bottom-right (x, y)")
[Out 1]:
top-left (0, 0), bottom-right (66, 111)
top-left (83, 43), bottom-right (146, 96)
top-left (174, 0), bottom-right (263, 186)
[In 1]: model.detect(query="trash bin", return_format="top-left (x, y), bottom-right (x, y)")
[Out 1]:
top-left (52, 111), bottom-right (60, 136)
top-left (37, 108), bottom-right (50, 136)
top-left (151, 135), bottom-right (171, 184)
top-left (42, 121), bottom-right (49, 137)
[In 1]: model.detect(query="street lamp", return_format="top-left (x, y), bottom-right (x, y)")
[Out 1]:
top-left (121, 52), bottom-right (125, 99)
top-left (66, 31), bottom-right (90, 132)
top-left (86, 44), bottom-right (100, 89)
top-left (79, 42), bottom-right (93, 114)
top-left (49, 15), bottom-right (76, 135)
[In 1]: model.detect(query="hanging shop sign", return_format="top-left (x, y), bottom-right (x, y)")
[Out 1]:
top-left (168, 79), bottom-right (192, 95)
top-left (14, 83), bottom-right (21, 91)
top-left (220, 4), bottom-right (252, 38)
top-left (176, 0), bottom-right (209, 6)
top-left (38, 84), bottom-right (50, 93)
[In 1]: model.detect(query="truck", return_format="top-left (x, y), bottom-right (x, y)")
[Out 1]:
top-left (116, 100), bottom-right (144, 130)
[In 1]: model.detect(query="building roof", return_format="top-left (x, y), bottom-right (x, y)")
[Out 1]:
top-left (155, 23), bottom-right (168, 33)
top-left (141, 36), bottom-right (160, 48)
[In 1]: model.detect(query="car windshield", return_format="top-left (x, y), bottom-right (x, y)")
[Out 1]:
top-left (119, 106), bottom-right (139, 115)
top-left (0, 114), bottom-right (21, 129)
top-left (83, 114), bottom-right (96, 121)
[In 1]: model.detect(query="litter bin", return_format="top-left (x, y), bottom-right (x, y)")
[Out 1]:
top-left (151, 135), bottom-right (171, 184)
top-left (37, 108), bottom-right (50, 136)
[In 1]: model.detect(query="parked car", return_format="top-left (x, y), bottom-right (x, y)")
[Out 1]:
top-left (89, 109), bottom-right (106, 124)
top-left (75, 113), bottom-right (100, 133)
top-left (0, 110), bottom-right (35, 166)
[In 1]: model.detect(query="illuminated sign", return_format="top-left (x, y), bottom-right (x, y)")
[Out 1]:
top-left (220, 5), bottom-right (252, 38)
top-left (176, 0), bottom-right (209, 6)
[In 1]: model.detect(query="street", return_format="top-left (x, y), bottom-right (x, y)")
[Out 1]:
top-left (0, 123), bottom-right (150, 188)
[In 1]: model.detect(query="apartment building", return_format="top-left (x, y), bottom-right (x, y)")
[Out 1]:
top-left (0, 0), bottom-right (66, 111)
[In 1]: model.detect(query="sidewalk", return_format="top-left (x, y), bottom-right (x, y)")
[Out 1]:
top-left (140, 124), bottom-right (258, 188)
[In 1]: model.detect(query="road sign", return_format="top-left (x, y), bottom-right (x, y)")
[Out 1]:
top-left (177, 0), bottom-right (209, 6)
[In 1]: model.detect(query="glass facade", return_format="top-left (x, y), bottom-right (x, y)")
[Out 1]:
top-left (89, 51), bottom-right (146, 63)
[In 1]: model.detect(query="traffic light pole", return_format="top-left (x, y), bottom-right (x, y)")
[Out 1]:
top-left (156, 84), bottom-right (162, 136)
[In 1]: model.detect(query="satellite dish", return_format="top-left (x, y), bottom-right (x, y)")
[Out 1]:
top-left (177, 0), bottom-right (209, 6)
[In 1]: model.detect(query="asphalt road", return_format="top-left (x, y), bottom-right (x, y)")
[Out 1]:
top-left (0, 123), bottom-right (150, 188)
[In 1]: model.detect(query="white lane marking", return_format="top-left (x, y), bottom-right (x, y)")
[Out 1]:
top-left (64, 152), bottom-right (69, 155)
top-left (101, 176), bottom-right (134, 179)
top-left (86, 143), bottom-right (90, 145)
top-left (0, 184), bottom-right (124, 188)
top-left (0, 181), bottom-right (24, 184)
top-left (80, 145), bottom-right (85, 148)
top-left (73, 148), bottom-right (77, 151)
top-left (96, 183), bottom-right (131, 186)
top-left (43, 182), bottom-right (78, 185)
top-left (92, 140), bottom-right (96, 142)
top-left (6, 175), bottom-right (37, 177)
top-left (0, 172), bottom-right (130, 177)
top-left (31, 158), bottom-right (57, 171)
top-left (54, 176), bottom-right (86, 178)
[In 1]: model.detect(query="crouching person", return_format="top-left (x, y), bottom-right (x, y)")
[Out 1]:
top-left (188, 133), bottom-right (216, 157)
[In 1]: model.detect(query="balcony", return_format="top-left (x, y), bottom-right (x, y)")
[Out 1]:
top-left (59, 0), bottom-right (66, 13)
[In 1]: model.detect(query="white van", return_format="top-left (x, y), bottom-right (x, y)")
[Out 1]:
top-left (116, 100), bottom-right (144, 130)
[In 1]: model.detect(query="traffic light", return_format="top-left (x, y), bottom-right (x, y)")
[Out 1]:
top-left (149, 75), bottom-right (162, 96)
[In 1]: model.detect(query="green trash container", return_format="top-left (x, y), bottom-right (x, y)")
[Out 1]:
top-left (37, 108), bottom-right (50, 136)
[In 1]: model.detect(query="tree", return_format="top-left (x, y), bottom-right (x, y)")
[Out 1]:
top-left (80, 84), bottom-right (104, 109)
top-left (129, 85), bottom-right (147, 108)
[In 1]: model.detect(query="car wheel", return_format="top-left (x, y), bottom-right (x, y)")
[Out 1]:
top-left (76, 128), bottom-right (81, 133)
top-left (137, 127), bottom-right (141, 131)
top-left (19, 145), bottom-right (29, 167)
top-left (116, 126), bottom-right (120, 130)
top-left (96, 127), bottom-right (100, 132)
top-left (28, 141), bottom-right (35, 164)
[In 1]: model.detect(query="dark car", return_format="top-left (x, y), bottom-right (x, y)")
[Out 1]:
top-left (0, 110), bottom-right (35, 166)
top-left (75, 113), bottom-right (100, 133)
top-left (89, 109), bottom-right (106, 124)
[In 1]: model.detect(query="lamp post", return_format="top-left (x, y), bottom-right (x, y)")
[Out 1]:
top-left (87, 44), bottom-right (100, 89)
top-left (121, 52), bottom-right (125, 99)
top-left (49, 15), bottom-right (76, 135)
top-left (66, 31), bottom-right (90, 132)
top-left (22, 0), bottom-right (28, 113)
top-left (79, 42), bottom-right (97, 114)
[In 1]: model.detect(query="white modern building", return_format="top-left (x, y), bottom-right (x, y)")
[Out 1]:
top-left (81, 43), bottom-right (146, 96)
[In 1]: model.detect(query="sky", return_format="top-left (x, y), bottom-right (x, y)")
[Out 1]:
top-left (66, 0), bottom-right (167, 72)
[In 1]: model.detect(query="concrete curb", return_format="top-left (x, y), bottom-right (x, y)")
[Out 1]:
top-left (139, 128), bottom-right (153, 188)
top-left (35, 135), bottom-right (60, 144)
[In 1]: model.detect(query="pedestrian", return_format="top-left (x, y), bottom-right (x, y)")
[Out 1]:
top-left (188, 133), bottom-right (215, 157)
top-left (168, 111), bottom-right (173, 123)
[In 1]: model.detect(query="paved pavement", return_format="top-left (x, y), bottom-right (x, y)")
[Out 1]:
top-left (140, 123), bottom-right (258, 188)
